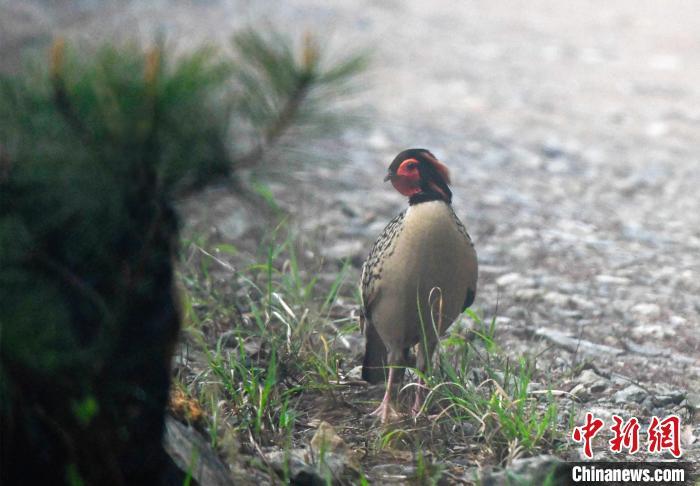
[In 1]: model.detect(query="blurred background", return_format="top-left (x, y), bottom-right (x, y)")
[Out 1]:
top-left (2, 1), bottom-right (699, 484)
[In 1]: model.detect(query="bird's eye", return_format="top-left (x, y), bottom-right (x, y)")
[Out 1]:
top-left (405, 161), bottom-right (418, 169)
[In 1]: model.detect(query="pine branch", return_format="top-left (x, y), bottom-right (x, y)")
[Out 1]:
top-left (235, 70), bottom-right (312, 169)
top-left (49, 38), bottom-right (94, 147)
top-left (231, 30), bottom-right (366, 170)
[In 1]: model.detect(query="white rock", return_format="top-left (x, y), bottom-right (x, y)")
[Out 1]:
top-left (595, 275), bottom-right (630, 285)
top-left (669, 315), bottom-right (687, 326)
top-left (496, 272), bottom-right (525, 287)
top-left (613, 385), bottom-right (647, 404)
top-left (630, 303), bottom-right (661, 319)
top-left (577, 369), bottom-right (605, 386)
top-left (543, 291), bottom-right (570, 307)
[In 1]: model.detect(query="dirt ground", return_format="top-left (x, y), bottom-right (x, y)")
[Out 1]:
top-left (3, 0), bottom-right (699, 483)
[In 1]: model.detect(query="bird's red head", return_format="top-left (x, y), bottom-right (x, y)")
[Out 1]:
top-left (385, 149), bottom-right (452, 203)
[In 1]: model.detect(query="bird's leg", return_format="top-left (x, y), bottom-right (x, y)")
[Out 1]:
top-left (412, 290), bottom-right (442, 417)
top-left (412, 344), bottom-right (435, 417)
top-left (411, 376), bottom-right (425, 417)
top-left (412, 327), bottom-right (439, 416)
top-left (370, 366), bottom-right (399, 423)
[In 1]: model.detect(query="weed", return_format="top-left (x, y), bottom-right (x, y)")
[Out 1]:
top-left (413, 311), bottom-right (562, 463)
top-left (174, 224), bottom-right (572, 481)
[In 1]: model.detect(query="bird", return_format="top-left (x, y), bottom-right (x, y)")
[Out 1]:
top-left (360, 148), bottom-right (478, 423)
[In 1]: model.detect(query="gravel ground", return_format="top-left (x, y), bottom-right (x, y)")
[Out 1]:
top-left (3, 0), bottom-right (699, 478)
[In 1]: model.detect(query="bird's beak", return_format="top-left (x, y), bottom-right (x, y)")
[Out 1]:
top-left (383, 172), bottom-right (394, 182)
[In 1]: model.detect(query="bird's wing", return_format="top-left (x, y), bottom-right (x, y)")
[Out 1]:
top-left (448, 205), bottom-right (478, 310)
top-left (360, 210), bottom-right (406, 318)
top-left (359, 211), bottom-right (406, 384)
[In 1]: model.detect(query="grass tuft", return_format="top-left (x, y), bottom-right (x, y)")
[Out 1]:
top-left (173, 225), bottom-right (570, 480)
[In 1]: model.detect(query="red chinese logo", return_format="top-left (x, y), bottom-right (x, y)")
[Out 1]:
top-left (572, 412), bottom-right (605, 458)
top-left (609, 415), bottom-right (640, 454)
top-left (573, 414), bottom-right (683, 458)
top-left (647, 415), bottom-right (682, 458)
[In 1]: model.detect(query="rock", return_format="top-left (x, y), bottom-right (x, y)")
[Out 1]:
top-left (652, 391), bottom-right (685, 407)
top-left (595, 275), bottom-right (631, 285)
top-left (217, 205), bottom-right (256, 240)
top-left (346, 365), bottom-right (363, 380)
top-left (577, 369), bottom-right (604, 386)
top-left (514, 288), bottom-right (543, 301)
top-left (543, 291), bottom-right (571, 307)
top-left (265, 449), bottom-right (319, 485)
top-left (630, 303), bottom-right (661, 319)
top-left (370, 463), bottom-right (417, 482)
top-left (310, 422), bottom-right (347, 455)
top-left (496, 272), bottom-right (522, 287)
top-left (535, 328), bottom-right (624, 358)
top-left (321, 240), bottom-right (365, 261)
top-left (670, 315), bottom-right (687, 326)
top-left (686, 392), bottom-right (700, 410)
top-left (570, 384), bottom-right (589, 401)
top-left (613, 385), bottom-right (647, 404)
top-left (265, 422), bottom-right (360, 484)
top-left (631, 324), bottom-right (676, 339)
top-left (590, 381), bottom-right (609, 393)
top-left (164, 416), bottom-right (240, 485)
top-left (681, 425), bottom-right (697, 447)
top-left (367, 129), bottom-right (390, 149)
top-left (479, 455), bottom-right (568, 486)
top-left (622, 339), bottom-right (670, 357)
top-left (576, 369), bottom-right (609, 393)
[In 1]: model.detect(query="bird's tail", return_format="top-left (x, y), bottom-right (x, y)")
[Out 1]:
top-left (361, 317), bottom-right (388, 384)
top-left (362, 318), bottom-right (411, 384)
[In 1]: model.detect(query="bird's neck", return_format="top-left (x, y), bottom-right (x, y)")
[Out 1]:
top-left (408, 189), bottom-right (452, 206)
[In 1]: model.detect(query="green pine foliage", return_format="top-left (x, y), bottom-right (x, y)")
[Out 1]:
top-left (0, 31), bottom-right (364, 485)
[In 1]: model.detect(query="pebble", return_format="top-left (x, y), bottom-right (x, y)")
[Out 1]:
top-left (613, 385), bottom-right (647, 404)
top-left (630, 303), bottom-right (661, 319)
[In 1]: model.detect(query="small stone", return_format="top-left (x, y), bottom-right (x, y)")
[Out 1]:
top-left (577, 369), bottom-right (605, 386)
top-left (367, 129), bottom-right (390, 149)
top-left (686, 392), bottom-right (700, 410)
top-left (217, 206), bottom-right (255, 240)
top-left (630, 303), bottom-right (661, 319)
top-left (480, 455), bottom-right (567, 485)
top-left (346, 365), bottom-right (363, 380)
top-left (543, 292), bottom-right (570, 307)
top-left (670, 315), bottom-right (687, 326)
top-left (371, 463), bottom-right (416, 481)
top-left (632, 324), bottom-right (675, 339)
top-left (515, 288), bottom-right (543, 300)
top-left (310, 422), bottom-right (346, 454)
top-left (265, 449), bottom-right (315, 483)
top-left (595, 275), bottom-right (630, 285)
top-left (652, 392), bottom-right (685, 407)
top-left (535, 328), bottom-right (624, 358)
top-left (570, 384), bottom-right (589, 401)
top-left (496, 272), bottom-right (524, 287)
top-left (321, 240), bottom-right (364, 260)
top-left (613, 385), bottom-right (647, 404)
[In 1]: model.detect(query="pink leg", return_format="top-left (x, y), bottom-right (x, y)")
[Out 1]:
top-left (370, 366), bottom-right (399, 423)
top-left (413, 338), bottom-right (436, 418)
top-left (411, 377), bottom-right (425, 417)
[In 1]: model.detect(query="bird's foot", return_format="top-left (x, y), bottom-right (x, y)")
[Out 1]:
top-left (370, 399), bottom-right (400, 424)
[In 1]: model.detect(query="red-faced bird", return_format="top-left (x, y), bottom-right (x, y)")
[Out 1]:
top-left (360, 148), bottom-right (478, 422)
